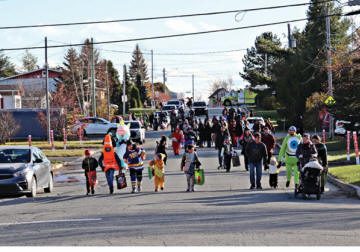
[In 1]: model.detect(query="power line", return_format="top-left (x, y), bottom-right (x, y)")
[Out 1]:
top-left (0, 13), bottom-right (344, 52)
top-left (0, 0), bottom-right (334, 30)
top-left (99, 47), bottom-right (247, 55)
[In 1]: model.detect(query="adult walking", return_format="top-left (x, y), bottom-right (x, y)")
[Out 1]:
top-left (215, 123), bottom-right (230, 169)
top-left (245, 132), bottom-right (268, 189)
top-left (156, 135), bottom-right (168, 165)
top-left (261, 126), bottom-right (276, 170)
top-left (98, 134), bottom-right (123, 194)
top-left (311, 135), bottom-right (328, 193)
top-left (278, 126), bottom-right (302, 188)
top-left (204, 119), bottom-right (212, 148)
top-left (239, 128), bottom-right (254, 171)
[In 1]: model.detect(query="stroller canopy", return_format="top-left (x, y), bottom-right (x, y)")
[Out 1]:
top-left (302, 160), bottom-right (323, 172)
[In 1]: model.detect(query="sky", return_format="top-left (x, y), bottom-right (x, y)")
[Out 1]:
top-left (0, 0), bottom-right (359, 100)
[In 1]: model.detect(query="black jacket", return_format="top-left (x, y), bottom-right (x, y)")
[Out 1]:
top-left (245, 141), bottom-right (268, 163)
top-left (296, 142), bottom-right (317, 167)
top-left (315, 143), bottom-right (328, 167)
top-left (82, 157), bottom-right (99, 173)
top-left (215, 131), bottom-right (229, 149)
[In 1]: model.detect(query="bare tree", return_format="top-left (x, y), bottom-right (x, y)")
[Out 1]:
top-left (209, 78), bottom-right (234, 94)
top-left (0, 112), bottom-right (20, 144)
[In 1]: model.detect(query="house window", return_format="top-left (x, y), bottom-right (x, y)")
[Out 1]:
top-left (15, 97), bottom-right (21, 108)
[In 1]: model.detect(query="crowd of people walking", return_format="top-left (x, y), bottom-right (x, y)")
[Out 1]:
top-left (80, 105), bottom-right (328, 196)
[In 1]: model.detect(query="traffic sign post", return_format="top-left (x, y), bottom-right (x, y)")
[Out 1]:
top-left (63, 128), bottom-right (67, 150)
top-left (50, 130), bottom-right (55, 151)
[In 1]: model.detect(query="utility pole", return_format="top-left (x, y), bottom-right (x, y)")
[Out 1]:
top-left (325, 6), bottom-right (333, 97)
top-left (264, 53), bottom-right (268, 76)
top-left (287, 23), bottom-right (292, 48)
top-left (151, 50), bottom-right (155, 108)
top-left (105, 60), bottom-right (110, 120)
top-left (44, 37), bottom-right (50, 143)
top-left (163, 68), bottom-right (166, 85)
top-left (122, 64), bottom-right (126, 116)
top-left (90, 38), bottom-right (96, 117)
top-left (192, 74), bottom-right (194, 100)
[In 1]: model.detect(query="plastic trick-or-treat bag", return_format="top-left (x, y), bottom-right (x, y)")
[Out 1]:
top-left (115, 172), bottom-right (127, 190)
top-left (232, 151), bottom-right (241, 167)
top-left (194, 169), bottom-right (205, 185)
top-left (148, 166), bottom-right (154, 180)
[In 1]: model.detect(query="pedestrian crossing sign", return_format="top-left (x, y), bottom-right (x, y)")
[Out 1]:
top-left (324, 96), bottom-right (336, 106)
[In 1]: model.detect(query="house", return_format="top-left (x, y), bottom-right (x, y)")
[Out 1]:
top-left (0, 68), bottom-right (61, 109)
top-left (208, 88), bottom-right (227, 107)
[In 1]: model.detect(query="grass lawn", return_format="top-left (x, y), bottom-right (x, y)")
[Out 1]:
top-left (329, 165), bottom-right (360, 186)
top-left (43, 149), bottom-right (98, 157)
top-left (4, 140), bottom-right (102, 150)
top-left (328, 151), bottom-right (355, 162)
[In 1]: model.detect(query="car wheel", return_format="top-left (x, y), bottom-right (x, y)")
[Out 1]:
top-left (26, 177), bottom-right (37, 198)
top-left (44, 173), bottom-right (54, 193)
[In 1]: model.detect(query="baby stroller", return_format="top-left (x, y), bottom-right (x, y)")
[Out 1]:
top-left (295, 159), bottom-right (323, 200)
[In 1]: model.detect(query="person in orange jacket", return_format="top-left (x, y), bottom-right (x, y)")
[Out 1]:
top-left (99, 134), bottom-right (123, 194)
top-left (172, 126), bottom-right (184, 155)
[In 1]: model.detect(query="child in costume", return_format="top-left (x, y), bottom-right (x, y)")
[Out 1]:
top-left (82, 149), bottom-right (98, 195)
top-left (123, 141), bottom-right (146, 193)
top-left (268, 157), bottom-right (279, 188)
top-left (181, 144), bottom-right (201, 192)
top-left (98, 134), bottom-right (123, 194)
top-left (149, 153), bottom-right (166, 192)
top-left (114, 119), bottom-right (131, 169)
top-left (172, 126), bottom-right (184, 155)
top-left (278, 126), bottom-right (302, 189)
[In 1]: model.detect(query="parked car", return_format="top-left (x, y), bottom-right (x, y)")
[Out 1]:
top-left (71, 117), bottom-right (117, 136)
top-left (246, 117), bottom-right (265, 131)
top-left (125, 120), bottom-right (146, 143)
top-left (166, 99), bottom-right (184, 110)
top-left (192, 101), bottom-right (208, 116)
top-left (0, 146), bottom-right (53, 197)
top-left (335, 116), bottom-right (360, 136)
top-left (162, 105), bottom-right (178, 116)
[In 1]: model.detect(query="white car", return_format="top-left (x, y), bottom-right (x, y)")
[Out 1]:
top-left (71, 117), bottom-right (118, 136)
top-left (166, 100), bottom-right (184, 110)
top-left (246, 117), bottom-right (265, 131)
top-left (125, 121), bottom-right (145, 143)
top-left (162, 105), bottom-right (178, 116)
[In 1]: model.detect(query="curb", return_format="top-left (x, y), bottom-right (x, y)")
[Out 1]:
top-left (327, 174), bottom-right (360, 199)
top-left (51, 150), bottom-right (101, 172)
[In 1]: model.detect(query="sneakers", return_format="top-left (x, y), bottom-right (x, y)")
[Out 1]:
top-left (186, 189), bottom-right (190, 192)
top-left (91, 189), bottom-right (95, 195)
top-left (256, 186), bottom-right (263, 190)
top-left (161, 187), bottom-right (164, 191)
top-left (249, 185), bottom-right (255, 190)
top-left (155, 188), bottom-right (158, 192)
top-left (286, 181), bottom-right (290, 188)
top-left (131, 187), bottom-right (137, 193)
top-left (191, 188), bottom-right (195, 192)
top-left (217, 166), bottom-right (222, 170)
top-left (137, 186), bottom-right (141, 192)
top-left (109, 188), bottom-right (114, 194)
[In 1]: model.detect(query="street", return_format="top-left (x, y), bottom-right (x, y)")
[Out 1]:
top-left (0, 130), bottom-right (359, 246)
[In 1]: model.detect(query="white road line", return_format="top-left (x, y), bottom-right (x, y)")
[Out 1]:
top-left (0, 218), bottom-right (102, 226)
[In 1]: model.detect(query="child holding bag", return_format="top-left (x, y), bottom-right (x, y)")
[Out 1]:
top-left (181, 144), bottom-right (201, 192)
top-left (149, 153), bottom-right (166, 192)
top-left (82, 149), bottom-right (98, 195)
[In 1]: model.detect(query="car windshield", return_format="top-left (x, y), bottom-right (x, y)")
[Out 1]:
top-left (163, 106), bottom-right (175, 110)
top-left (125, 121), bottom-right (140, 129)
top-left (193, 102), bottom-right (206, 106)
top-left (0, 149), bottom-right (31, 163)
top-left (167, 101), bottom-right (179, 105)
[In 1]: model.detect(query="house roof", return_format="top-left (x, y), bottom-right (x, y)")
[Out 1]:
top-left (0, 68), bottom-right (62, 81)
top-left (208, 88), bottom-right (227, 98)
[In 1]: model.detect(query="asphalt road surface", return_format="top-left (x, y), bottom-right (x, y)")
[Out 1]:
top-left (0, 130), bottom-right (359, 246)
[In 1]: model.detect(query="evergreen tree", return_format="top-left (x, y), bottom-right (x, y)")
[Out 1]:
top-left (22, 50), bottom-right (38, 72)
top-left (0, 52), bottom-right (16, 77)
top-left (129, 44), bottom-right (149, 103)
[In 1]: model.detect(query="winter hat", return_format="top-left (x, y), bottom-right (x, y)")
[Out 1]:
top-left (288, 126), bottom-right (297, 132)
top-left (84, 149), bottom-right (91, 156)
